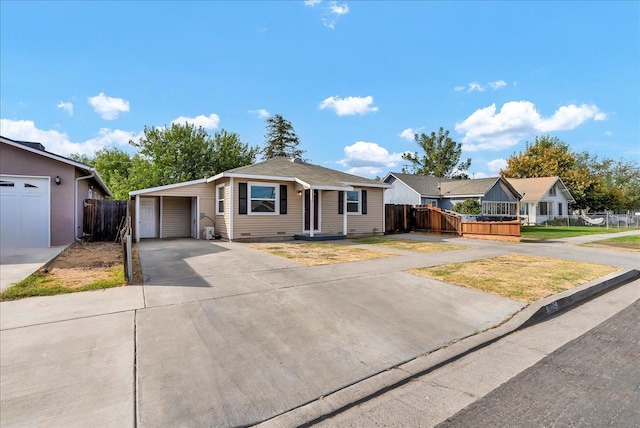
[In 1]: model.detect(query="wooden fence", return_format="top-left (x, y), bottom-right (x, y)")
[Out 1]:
top-left (83, 199), bottom-right (128, 241)
top-left (385, 204), bottom-right (520, 239)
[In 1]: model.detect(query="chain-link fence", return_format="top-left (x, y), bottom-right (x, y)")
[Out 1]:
top-left (541, 213), bottom-right (638, 228)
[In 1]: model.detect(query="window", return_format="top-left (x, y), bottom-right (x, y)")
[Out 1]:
top-left (482, 201), bottom-right (517, 216)
top-left (558, 202), bottom-right (563, 216)
top-left (0, 181), bottom-right (15, 187)
top-left (548, 185), bottom-right (556, 196)
top-left (520, 203), bottom-right (529, 215)
top-left (538, 202), bottom-right (549, 216)
top-left (25, 183), bottom-right (39, 188)
top-left (249, 183), bottom-right (278, 214)
top-left (216, 184), bottom-right (225, 215)
top-left (347, 190), bottom-right (360, 213)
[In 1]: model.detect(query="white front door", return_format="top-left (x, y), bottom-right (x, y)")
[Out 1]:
top-left (0, 175), bottom-right (50, 248)
top-left (139, 198), bottom-right (158, 238)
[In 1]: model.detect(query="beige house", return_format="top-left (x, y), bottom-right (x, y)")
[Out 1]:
top-left (0, 135), bottom-right (111, 248)
top-left (130, 157), bottom-right (390, 242)
top-left (506, 176), bottom-right (575, 225)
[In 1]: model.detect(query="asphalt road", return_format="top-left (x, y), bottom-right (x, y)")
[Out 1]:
top-left (437, 298), bottom-right (640, 428)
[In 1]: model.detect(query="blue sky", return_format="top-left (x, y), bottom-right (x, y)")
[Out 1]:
top-left (1, 1), bottom-right (638, 179)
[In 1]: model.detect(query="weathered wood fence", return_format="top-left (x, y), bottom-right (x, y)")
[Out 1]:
top-left (83, 199), bottom-right (128, 241)
top-left (385, 204), bottom-right (520, 239)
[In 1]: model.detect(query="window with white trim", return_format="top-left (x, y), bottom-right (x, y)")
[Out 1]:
top-left (249, 183), bottom-right (278, 214)
top-left (346, 190), bottom-right (360, 214)
top-left (548, 185), bottom-right (556, 196)
top-left (481, 201), bottom-right (517, 216)
top-left (216, 184), bottom-right (225, 215)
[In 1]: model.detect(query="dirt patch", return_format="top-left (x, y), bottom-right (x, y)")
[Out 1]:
top-left (251, 241), bottom-right (395, 266)
top-left (44, 241), bottom-right (124, 288)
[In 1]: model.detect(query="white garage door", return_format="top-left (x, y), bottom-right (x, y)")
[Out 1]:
top-left (0, 175), bottom-right (50, 248)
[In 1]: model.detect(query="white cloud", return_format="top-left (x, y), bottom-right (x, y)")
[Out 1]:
top-left (337, 140), bottom-right (406, 177)
top-left (321, 1), bottom-right (349, 29)
top-left (455, 101), bottom-right (607, 151)
top-left (319, 95), bottom-right (378, 116)
top-left (304, 0), bottom-right (322, 6)
top-left (329, 2), bottom-right (349, 15)
top-left (57, 101), bottom-right (74, 116)
top-left (468, 82), bottom-right (485, 92)
top-left (487, 158), bottom-right (507, 174)
top-left (453, 86), bottom-right (466, 92)
top-left (171, 113), bottom-right (220, 129)
top-left (488, 80), bottom-right (507, 90)
top-left (0, 118), bottom-right (134, 156)
top-left (398, 128), bottom-right (419, 141)
top-left (88, 92), bottom-right (130, 120)
top-left (473, 172), bottom-right (490, 179)
top-left (249, 109), bottom-right (270, 119)
top-left (604, 131), bottom-right (613, 136)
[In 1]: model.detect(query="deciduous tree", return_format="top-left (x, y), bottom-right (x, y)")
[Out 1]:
top-left (402, 127), bottom-right (471, 178)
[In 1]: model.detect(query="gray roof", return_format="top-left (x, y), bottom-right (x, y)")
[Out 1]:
top-left (219, 157), bottom-right (387, 189)
top-left (386, 172), bottom-right (521, 199)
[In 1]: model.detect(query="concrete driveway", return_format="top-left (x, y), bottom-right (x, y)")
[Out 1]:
top-left (0, 246), bottom-right (67, 291)
top-left (136, 238), bottom-right (524, 426)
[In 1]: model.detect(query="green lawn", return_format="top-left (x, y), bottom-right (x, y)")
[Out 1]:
top-left (521, 226), bottom-right (634, 240)
top-left (586, 234), bottom-right (640, 251)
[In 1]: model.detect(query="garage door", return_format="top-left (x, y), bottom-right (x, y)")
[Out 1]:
top-left (0, 175), bottom-right (50, 248)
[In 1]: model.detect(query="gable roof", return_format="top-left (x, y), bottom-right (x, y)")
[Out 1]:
top-left (384, 173), bottom-right (521, 199)
top-left (1, 135), bottom-right (112, 197)
top-left (208, 157), bottom-right (390, 190)
top-left (506, 176), bottom-right (575, 204)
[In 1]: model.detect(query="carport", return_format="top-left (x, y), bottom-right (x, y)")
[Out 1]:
top-left (130, 179), bottom-right (217, 243)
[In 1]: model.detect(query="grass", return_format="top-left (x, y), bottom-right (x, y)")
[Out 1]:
top-left (0, 266), bottom-right (125, 301)
top-left (521, 225), bottom-right (633, 240)
top-left (408, 254), bottom-right (617, 303)
top-left (583, 234), bottom-right (640, 252)
top-left (251, 241), bottom-right (395, 266)
top-left (352, 236), bottom-right (467, 253)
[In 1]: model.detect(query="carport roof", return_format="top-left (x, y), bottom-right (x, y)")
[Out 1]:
top-left (207, 157), bottom-right (390, 190)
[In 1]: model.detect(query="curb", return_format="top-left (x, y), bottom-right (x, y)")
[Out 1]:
top-left (257, 268), bottom-right (640, 428)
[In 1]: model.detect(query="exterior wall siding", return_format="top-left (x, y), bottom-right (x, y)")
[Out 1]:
top-left (323, 188), bottom-right (384, 236)
top-left (231, 180), bottom-right (302, 240)
top-left (161, 197), bottom-right (191, 238)
top-left (213, 178), bottom-right (231, 240)
top-left (485, 181), bottom-right (518, 202)
top-left (384, 176), bottom-right (421, 205)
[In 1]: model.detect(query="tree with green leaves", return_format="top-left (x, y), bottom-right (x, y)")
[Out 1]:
top-left (451, 199), bottom-right (481, 214)
top-left (402, 127), bottom-right (471, 178)
top-left (262, 114), bottom-right (304, 159)
top-left (501, 135), bottom-right (636, 211)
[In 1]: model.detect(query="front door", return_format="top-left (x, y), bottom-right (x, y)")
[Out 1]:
top-left (304, 189), bottom-right (319, 231)
top-left (140, 198), bottom-right (158, 238)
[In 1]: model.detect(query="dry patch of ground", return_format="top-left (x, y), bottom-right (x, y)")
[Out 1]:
top-left (251, 241), bottom-right (395, 266)
top-left (408, 254), bottom-right (617, 303)
top-left (1, 241), bottom-right (143, 300)
top-left (352, 236), bottom-right (467, 253)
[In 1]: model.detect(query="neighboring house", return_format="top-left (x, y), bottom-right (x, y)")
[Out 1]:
top-left (0, 135), bottom-right (112, 249)
top-left (506, 176), bottom-right (575, 225)
top-left (130, 157), bottom-right (390, 242)
top-left (383, 173), bottom-right (521, 218)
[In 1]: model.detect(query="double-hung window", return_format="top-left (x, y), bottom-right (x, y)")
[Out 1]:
top-left (538, 202), bottom-right (549, 215)
top-left (216, 184), bottom-right (225, 215)
top-left (249, 183), bottom-right (278, 214)
top-left (346, 190), bottom-right (360, 214)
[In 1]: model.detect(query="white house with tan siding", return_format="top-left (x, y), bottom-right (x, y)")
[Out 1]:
top-left (130, 157), bottom-right (390, 242)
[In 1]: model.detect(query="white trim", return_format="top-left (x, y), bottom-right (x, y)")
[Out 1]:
top-left (346, 189), bottom-right (362, 215)
top-left (229, 177), bottom-right (234, 240)
top-left (310, 184), bottom-right (352, 191)
top-left (1, 137), bottom-right (112, 197)
top-left (129, 178), bottom-right (208, 196)
top-left (303, 189), bottom-right (322, 233)
top-left (216, 183), bottom-right (225, 215)
top-left (342, 181), bottom-right (392, 189)
top-left (207, 172), bottom-right (297, 183)
top-left (294, 177), bottom-right (311, 188)
top-left (343, 189), bottom-right (348, 235)
top-left (135, 195), bottom-right (140, 243)
top-left (159, 196), bottom-right (164, 239)
top-left (248, 181), bottom-right (279, 215)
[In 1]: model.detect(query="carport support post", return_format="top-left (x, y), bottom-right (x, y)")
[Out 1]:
top-left (310, 188), bottom-right (315, 238)
top-left (135, 195), bottom-right (140, 243)
top-left (343, 191), bottom-right (348, 235)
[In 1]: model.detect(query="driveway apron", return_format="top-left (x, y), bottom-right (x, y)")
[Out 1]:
top-left (136, 239), bottom-right (524, 427)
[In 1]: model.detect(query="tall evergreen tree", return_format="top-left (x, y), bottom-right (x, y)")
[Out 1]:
top-left (262, 114), bottom-right (305, 159)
